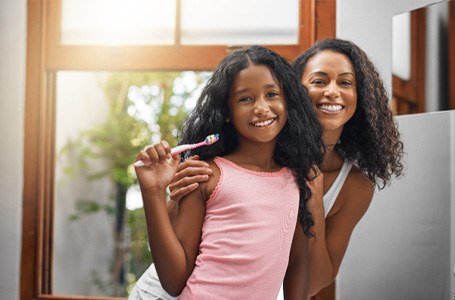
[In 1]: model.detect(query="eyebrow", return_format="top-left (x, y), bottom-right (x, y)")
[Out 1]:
top-left (232, 83), bottom-right (280, 96)
top-left (309, 71), bottom-right (355, 77)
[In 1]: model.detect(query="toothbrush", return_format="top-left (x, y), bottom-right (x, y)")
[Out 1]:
top-left (134, 134), bottom-right (220, 167)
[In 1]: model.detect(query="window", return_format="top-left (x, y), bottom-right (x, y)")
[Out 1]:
top-left (21, 1), bottom-right (335, 299)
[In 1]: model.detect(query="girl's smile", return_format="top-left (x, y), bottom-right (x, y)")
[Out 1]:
top-left (251, 117), bottom-right (277, 127)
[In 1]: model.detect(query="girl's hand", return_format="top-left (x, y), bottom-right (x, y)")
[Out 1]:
top-left (306, 165), bottom-right (324, 212)
top-left (134, 141), bottom-right (180, 191)
top-left (169, 155), bottom-right (212, 203)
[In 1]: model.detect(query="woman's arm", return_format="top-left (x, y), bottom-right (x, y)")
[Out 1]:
top-left (306, 168), bottom-right (374, 296)
top-left (283, 222), bottom-right (309, 299)
top-left (169, 155), bottom-right (212, 203)
top-left (135, 144), bottom-right (207, 296)
top-left (165, 155), bottom-right (212, 223)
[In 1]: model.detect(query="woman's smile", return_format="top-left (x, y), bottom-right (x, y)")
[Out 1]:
top-left (316, 103), bottom-right (345, 114)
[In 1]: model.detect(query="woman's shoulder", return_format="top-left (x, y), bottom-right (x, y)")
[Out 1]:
top-left (331, 164), bottom-right (374, 217)
top-left (346, 164), bottom-right (373, 190)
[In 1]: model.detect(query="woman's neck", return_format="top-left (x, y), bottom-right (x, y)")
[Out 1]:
top-left (321, 130), bottom-right (344, 172)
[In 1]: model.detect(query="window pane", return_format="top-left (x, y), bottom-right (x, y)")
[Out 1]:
top-left (61, 0), bottom-right (176, 45)
top-left (392, 11), bottom-right (411, 80)
top-left (54, 71), bottom-right (210, 296)
top-left (181, 0), bottom-right (299, 45)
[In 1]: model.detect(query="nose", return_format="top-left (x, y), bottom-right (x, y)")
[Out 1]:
top-left (253, 97), bottom-right (270, 115)
top-left (324, 81), bottom-right (340, 98)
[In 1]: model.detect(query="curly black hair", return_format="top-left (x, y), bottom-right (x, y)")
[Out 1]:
top-left (293, 38), bottom-right (404, 189)
top-left (178, 45), bottom-right (324, 236)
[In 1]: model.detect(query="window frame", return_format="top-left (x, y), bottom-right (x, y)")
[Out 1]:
top-left (20, 1), bottom-right (336, 299)
top-left (392, 8), bottom-right (426, 115)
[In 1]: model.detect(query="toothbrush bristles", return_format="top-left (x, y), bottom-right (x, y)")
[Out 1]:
top-left (205, 134), bottom-right (220, 144)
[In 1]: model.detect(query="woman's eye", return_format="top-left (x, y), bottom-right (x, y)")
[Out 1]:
top-left (311, 79), bottom-right (325, 85)
top-left (341, 80), bottom-right (353, 86)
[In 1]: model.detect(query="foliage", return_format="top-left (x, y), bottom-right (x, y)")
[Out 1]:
top-left (60, 71), bottom-right (209, 296)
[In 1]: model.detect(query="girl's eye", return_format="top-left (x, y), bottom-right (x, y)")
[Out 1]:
top-left (239, 96), bottom-right (252, 102)
top-left (267, 91), bottom-right (279, 98)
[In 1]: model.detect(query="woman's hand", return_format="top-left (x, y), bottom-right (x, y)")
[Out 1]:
top-left (134, 141), bottom-right (180, 191)
top-left (169, 155), bottom-right (212, 202)
top-left (306, 165), bottom-right (324, 213)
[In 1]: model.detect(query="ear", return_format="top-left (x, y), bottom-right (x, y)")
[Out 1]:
top-left (225, 117), bottom-right (230, 123)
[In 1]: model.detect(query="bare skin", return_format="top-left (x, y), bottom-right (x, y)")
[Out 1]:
top-left (169, 50), bottom-right (375, 297)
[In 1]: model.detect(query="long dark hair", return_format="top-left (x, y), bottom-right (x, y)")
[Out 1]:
top-left (293, 38), bottom-right (404, 188)
top-left (178, 45), bottom-right (324, 236)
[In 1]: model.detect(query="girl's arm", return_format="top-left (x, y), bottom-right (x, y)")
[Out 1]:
top-left (283, 221), bottom-right (309, 299)
top-left (135, 143), bottom-right (206, 296)
top-left (305, 167), bottom-right (373, 296)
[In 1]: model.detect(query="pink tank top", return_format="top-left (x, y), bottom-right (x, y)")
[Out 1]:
top-left (179, 157), bottom-right (300, 300)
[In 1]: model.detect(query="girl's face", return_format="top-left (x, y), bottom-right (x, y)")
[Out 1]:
top-left (301, 50), bottom-right (357, 135)
top-left (228, 64), bottom-right (287, 146)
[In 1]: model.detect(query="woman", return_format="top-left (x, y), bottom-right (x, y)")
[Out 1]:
top-left (168, 38), bottom-right (404, 297)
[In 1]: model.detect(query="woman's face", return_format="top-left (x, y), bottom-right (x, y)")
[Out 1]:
top-left (301, 50), bottom-right (357, 135)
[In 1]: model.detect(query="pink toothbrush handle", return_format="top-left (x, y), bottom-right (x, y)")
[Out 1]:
top-left (171, 141), bottom-right (205, 155)
top-left (170, 144), bottom-right (192, 155)
top-left (134, 141), bottom-right (206, 167)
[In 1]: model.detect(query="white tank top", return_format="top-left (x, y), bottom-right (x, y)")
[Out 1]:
top-left (322, 160), bottom-right (353, 217)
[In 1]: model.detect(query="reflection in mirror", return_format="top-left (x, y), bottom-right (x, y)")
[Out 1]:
top-left (54, 71), bottom-right (211, 296)
top-left (392, 0), bottom-right (453, 115)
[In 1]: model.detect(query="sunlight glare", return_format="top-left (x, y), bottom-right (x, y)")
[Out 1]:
top-left (61, 0), bottom-right (176, 45)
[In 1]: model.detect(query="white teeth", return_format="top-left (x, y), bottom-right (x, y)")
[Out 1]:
top-left (252, 119), bottom-right (274, 127)
top-left (319, 104), bottom-right (343, 112)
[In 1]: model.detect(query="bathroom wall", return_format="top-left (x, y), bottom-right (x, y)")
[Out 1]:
top-left (0, 1), bottom-right (26, 300)
top-left (337, 111), bottom-right (454, 299)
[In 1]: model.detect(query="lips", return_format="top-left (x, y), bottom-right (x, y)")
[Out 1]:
top-left (251, 118), bottom-right (276, 127)
top-left (317, 104), bottom-right (344, 112)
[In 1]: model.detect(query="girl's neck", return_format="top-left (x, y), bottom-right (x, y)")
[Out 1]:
top-left (225, 141), bottom-right (280, 172)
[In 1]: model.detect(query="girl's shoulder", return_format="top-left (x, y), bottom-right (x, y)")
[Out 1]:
top-left (197, 158), bottom-right (221, 202)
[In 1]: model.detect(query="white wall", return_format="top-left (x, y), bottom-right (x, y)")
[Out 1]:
top-left (337, 111), bottom-right (454, 299)
top-left (0, 1), bottom-right (26, 300)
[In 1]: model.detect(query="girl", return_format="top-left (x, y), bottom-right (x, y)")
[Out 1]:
top-left (168, 39), bottom-right (404, 298)
top-left (130, 45), bottom-right (324, 299)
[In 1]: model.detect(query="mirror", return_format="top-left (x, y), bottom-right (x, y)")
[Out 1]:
top-left (392, 0), bottom-right (454, 115)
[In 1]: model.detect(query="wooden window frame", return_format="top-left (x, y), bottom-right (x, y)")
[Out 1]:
top-left (392, 8), bottom-right (426, 115)
top-left (20, 1), bottom-right (336, 299)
